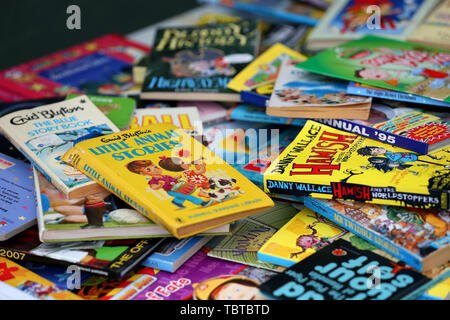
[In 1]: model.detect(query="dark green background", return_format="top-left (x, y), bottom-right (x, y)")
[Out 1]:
top-left (0, 0), bottom-right (199, 71)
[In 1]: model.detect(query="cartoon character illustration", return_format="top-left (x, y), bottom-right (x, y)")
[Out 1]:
top-left (17, 280), bottom-right (60, 299)
top-left (206, 175), bottom-right (244, 203)
top-left (192, 275), bottom-right (265, 300)
top-left (126, 159), bottom-right (213, 209)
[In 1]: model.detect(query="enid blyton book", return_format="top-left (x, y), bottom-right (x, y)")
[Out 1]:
top-left (304, 197), bottom-right (450, 272)
top-left (207, 201), bottom-right (300, 272)
top-left (0, 257), bottom-right (83, 300)
top-left (315, 101), bottom-right (450, 154)
top-left (0, 34), bottom-right (149, 103)
top-left (140, 20), bottom-right (260, 102)
top-left (0, 227), bottom-right (164, 279)
top-left (62, 123), bottom-right (274, 239)
top-left (306, 0), bottom-right (438, 51)
top-left (259, 239), bottom-right (431, 300)
top-left (264, 120), bottom-right (450, 210)
top-left (0, 95), bottom-right (120, 199)
top-left (0, 153), bottom-right (37, 241)
top-left (257, 207), bottom-right (347, 268)
top-left (298, 35), bottom-right (450, 102)
top-left (266, 60), bottom-right (372, 120)
top-left (34, 169), bottom-right (229, 242)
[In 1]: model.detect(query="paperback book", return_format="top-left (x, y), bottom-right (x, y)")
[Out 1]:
top-left (257, 207), bottom-right (347, 268)
top-left (303, 197), bottom-right (450, 272)
top-left (298, 35), bottom-right (450, 103)
top-left (264, 120), bottom-right (450, 210)
top-left (266, 59), bottom-right (372, 120)
top-left (0, 152), bottom-right (37, 241)
top-left (0, 95), bottom-right (120, 199)
top-left (62, 123), bottom-right (274, 239)
top-left (140, 20), bottom-right (260, 102)
top-left (258, 238), bottom-right (431, 300)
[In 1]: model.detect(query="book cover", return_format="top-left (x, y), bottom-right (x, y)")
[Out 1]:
top-left (264, 120), bottom-right (450, 209)
top-left (298, 35), bottom-right (450, 103)
top-left (0, 34), bottom-right (149, 102)
top-left (0, 152), bottom-right (37, 241)
top-left (66, 94), bottom-right (137, 130)
top-left (207, 201), bottom-right (300, 272)
top-left (315, 101), bottom-right (450, 154)
top-left (177, 101), bottom-right (228, 126)
top-left (141, 235), bottom-right (212, 273)
top-left (259, 238), bottom-right (431, 300)
top-left (267, 60), bottom-right (372, 120)
top-left (257, 207), bottom-right (347, 268)
top-left (34, 168), bottom-right (229, 242)
top-left (408, 0), bottom-right (450, 50)
top-left (0, 227), bottom-right (164, 279)
top-left (0, 280), bottom-right (38, 300)
top-left (0, 95), bottom-right (120, 199)
top-left (100, 249), bottom-right (276, 300)
top-left (0, 257), bottom-right (83, 300)
top-left (62, 123), bottom-right (274, 239)
top-left (303, 197), bottom-right (450, 272)
top-left (306, 0), bottom-right (439, 51)
top-left (129, 106), bottom-right (203, 137)
top-left (140, 20), bottom-right (260, 101)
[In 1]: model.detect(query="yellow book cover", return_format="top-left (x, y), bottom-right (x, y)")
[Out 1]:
top-left (0, 257), bottom-right (83, 300)
top-left (264, 120), bottom-right (450, 209)
top-left (62, 123), bottom-right (274, 239)
top-left (227, 43), bottom-right (307, 93)
top-left (257, 207), bottom-right (346, 267)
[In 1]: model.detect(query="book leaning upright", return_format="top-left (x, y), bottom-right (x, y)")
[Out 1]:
top-left (0, 95), bottom-right (119, 199)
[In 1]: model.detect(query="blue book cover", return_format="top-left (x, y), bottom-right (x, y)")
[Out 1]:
top-left (240, 90), bottom-right (269, 107)
top-left (229, 104), bottom-right (307, 127)
top-left (141, 236), bottom-right (212, 272)
top-left (0, 152), bottom-right (37, 241)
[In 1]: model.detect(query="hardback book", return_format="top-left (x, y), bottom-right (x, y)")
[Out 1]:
top-left (306, 0), bottom-right (439, 51)
top-left (140, 20), bottom-right (260, 102)
top-left (258, 238), bottom-right (431, 300)
top-left (0, 227), bottom-right (164, 279)
top-left (198, 0), bottom-right (323, 26)
top-left (408, 0), bottom-right (450, 50)
top-left (0, 34), bottom-right (149, 103)
top-left (98, 249), bottom-right (276, 300)
top-left (34, 168), bottom-right (229, 242)
top-left (0, 95), bottom-right (120, 199)
top-left (266, 59), bottom-right (372, 120)
top-left (177, 101), bottom-right (228, 126)
top-left (257, 207), bottom-right (347, 268)
top-left (303, 197), bottom-right (450, 272)
top-left (298, 35), bottom-right (450, 103)
top-left (346, 81), bottom-right (450, 108)
top-left (0, 257), bottom-right (83, 300)
top-left (264, 120), bottom-right (450, 210)
top-left (66, 94), bottom-right (137, 130)
top-left (129, 106), bottom-right (203, 137)
top-left (0, 153), bottom-right (37, 241)
top-left (61, 123), bottom-right (274, 239)
top-left (207, 201), bottom-right (300, 272)
top-left (141, 235), bottom-right (212, 272)
top-left (315, 102), bottom-right (450, 154)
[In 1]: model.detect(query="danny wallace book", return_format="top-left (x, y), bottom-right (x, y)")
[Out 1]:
top-left (303, 197), bottom-right (450, 273)
top-left (0, 95), bottom-right (120, 199)
top-left (61, 123), bottom-right (274, 239)
top-left (258, 238), bottom-right (431, 300)
top-left (140, 20), bottom-right (260, 102)
top-left (264, 120), bottom-right (450, 210)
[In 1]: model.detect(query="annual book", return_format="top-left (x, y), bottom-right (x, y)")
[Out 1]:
top-left (264, 120), bottom-right (450, 210)
top-left (140, 20), bottom-right (260, 102)
top-left (62, 123), bottom-right (274, 239)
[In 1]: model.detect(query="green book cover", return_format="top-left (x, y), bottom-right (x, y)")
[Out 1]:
top-left (207, 201), bottom-right (300, 272)
top-left (66, 94), bottom-right (136, 130)
top-left (140, 20), bottom-right (260, 101)
top-left (298, 35), bottom-right (450, 103)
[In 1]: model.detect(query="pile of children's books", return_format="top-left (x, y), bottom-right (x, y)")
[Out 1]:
top-left (0, 0), bottom-right (449, 301)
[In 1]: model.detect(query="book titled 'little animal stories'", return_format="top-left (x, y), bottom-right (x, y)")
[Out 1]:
top-left (62, 123), bottom-right (274, 239)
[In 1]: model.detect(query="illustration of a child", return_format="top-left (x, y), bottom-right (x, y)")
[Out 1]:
top-left (192, 275), bottom-right (265, 300)
top-left (126, 159), bottom-right (212, 209)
